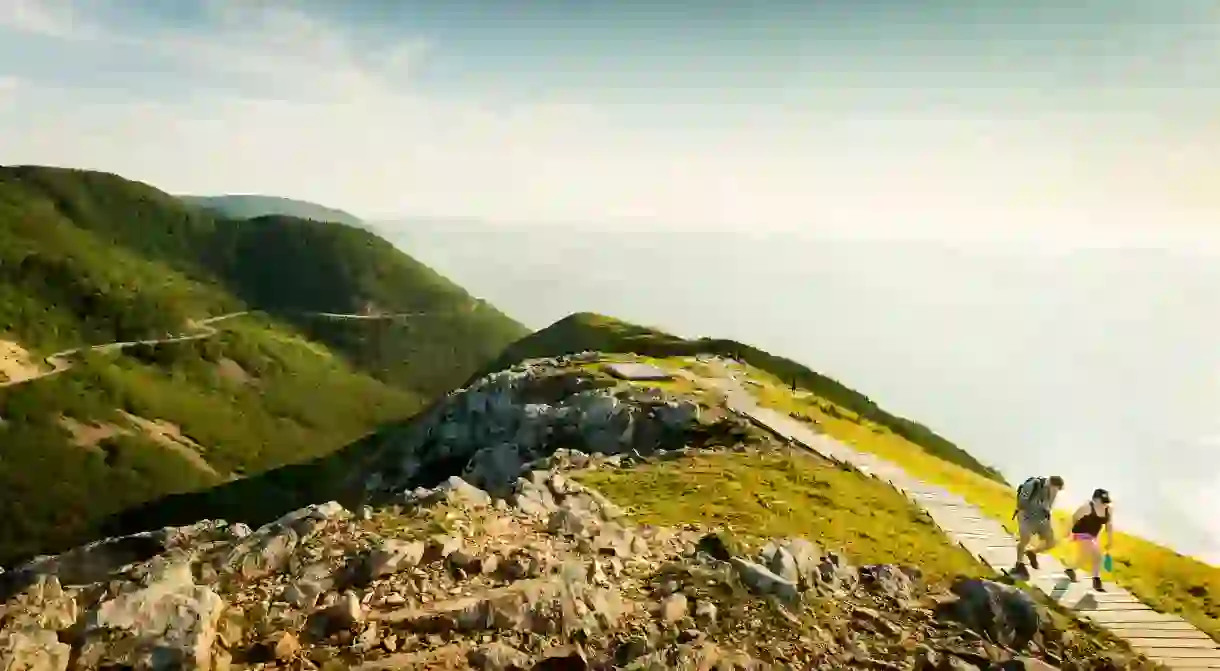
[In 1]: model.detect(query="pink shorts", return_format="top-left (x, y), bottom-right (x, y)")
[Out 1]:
top-left (1071, 533), bottom-right (1099, 543)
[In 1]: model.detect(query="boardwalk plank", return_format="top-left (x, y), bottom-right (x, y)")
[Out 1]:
top-left (1144, 657), bottom-right (1220, 669)
top-left (1129, 638), bottom-right (1220, 650)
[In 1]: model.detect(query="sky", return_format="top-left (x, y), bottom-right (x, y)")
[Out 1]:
top-left (1, 2), bottom-right (1218, 559)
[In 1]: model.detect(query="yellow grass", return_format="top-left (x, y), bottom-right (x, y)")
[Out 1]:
top-left (720, 361), bottom-right (1220, 642)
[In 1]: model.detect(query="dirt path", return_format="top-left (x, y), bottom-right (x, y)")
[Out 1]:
top-left (0, 312), bottom-right (250, 389)
top-left (0, 309), bottom-right (456, 391)
top-left (691, 358), bottom-right (1220, 669)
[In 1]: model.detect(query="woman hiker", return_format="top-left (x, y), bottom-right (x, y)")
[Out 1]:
top-left (1065, 488), bottom-right (1114, 591)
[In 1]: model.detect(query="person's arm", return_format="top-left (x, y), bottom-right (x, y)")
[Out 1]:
top-left (1104, 506), bottom-right (1115, 550)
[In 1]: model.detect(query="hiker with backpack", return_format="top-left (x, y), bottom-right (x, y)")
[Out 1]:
top-left (1064, 488), bottom-right (1114, 591)
top-left (1011, 475), bottom-right (1065, 579)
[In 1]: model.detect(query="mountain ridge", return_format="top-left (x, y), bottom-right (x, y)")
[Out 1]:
top-left (180, 193), bottom-right (364, 227)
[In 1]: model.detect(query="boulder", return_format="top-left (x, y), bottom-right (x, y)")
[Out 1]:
top-left (76, 560), bottom-right (225, 670)
top-left (729, 558), bottom-right (799, 603)
top-left (942, 578), bottom-right (1042, 651)
top-left (0, 628), bottom-right (71, 671)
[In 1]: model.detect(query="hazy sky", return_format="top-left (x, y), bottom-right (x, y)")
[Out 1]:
top-left (2, 0), bottom-right (1219, 247)
top-left (2, 2), bottom-right (1218, 560)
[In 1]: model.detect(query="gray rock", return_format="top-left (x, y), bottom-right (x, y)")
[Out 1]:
top-left (468, 641), bottom-right (531, 670)
top-left (0, 628), bottom-right (71, 671)
top-left (729, 557), bottom-right (800, 603)
top-left (859, 564), bottom-right (916, 603)
top-left (694, 600), bottom-right (717, 627)
top-left (218, 501), bottom-right (346, 580)
top-left (281, 580), bottom-right (327, 609)
top-left (659, 593), bottom-right (688, 624)
top-left (993, 658), bottom-right (1061, 671)
top-left (77, 560), bottom-right (225, 671)
top-left (367, 540), bottom-right (427, 578)
top-left (943, 578), bottom-right (1042, 651)
top-left (548, 509), bottom-right (592, 538)
top-left (322, 591), bottom-right (364, 632)
top-left (436, 475), bottom-right (494, 507)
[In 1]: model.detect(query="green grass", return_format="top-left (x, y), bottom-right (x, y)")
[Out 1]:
top-left (576, 449), bottom-right (985, 586)
top-left (478, 312), bottom-right (997, 481)
top-left (726, 362), bottom-right (1220, 643)
top-left (0, 316), bottom-right (422, 566)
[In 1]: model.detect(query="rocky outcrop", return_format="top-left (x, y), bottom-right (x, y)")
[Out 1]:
top-left (360, 359), bottom-right (728, 500)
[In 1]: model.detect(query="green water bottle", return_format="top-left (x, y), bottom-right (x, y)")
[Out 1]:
top-left (1103, 553), bottom-right (1113, 572)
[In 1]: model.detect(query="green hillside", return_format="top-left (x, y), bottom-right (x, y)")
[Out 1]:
top-left (478, 312), bottom-right (1003, 482)
top-left (0, 165), bottom-right (525, 565)
top-left (180, 193), bottom-right (363, 227)
top-left (1, 165), bottom-right (526, 395)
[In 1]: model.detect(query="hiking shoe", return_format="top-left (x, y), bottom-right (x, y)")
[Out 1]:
top-left (1064, 568), bottom-right (1077, 582)
top-left (1011, 563), bottom-right (1030, 580)
top-left (1092, 577), bottom-right (1105, 592)
top-left (1025, 551), bottom-right (1040, 570)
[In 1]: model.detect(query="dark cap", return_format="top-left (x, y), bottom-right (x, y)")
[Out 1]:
top-left (1092, 488), bottom-right (1111, 503)
top-left (1049, 476), bottom-right (1065, 488)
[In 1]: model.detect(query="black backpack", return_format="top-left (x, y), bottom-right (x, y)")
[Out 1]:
top-left (1013, 476), bottom-right (1046, 518)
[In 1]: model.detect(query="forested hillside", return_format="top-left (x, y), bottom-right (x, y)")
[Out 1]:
top-left (180, 193), bottom-right (363, 227)
top-left (0, 165), bottom-right (526, 394)
top-left (0, 165), bottom-right (524, 565)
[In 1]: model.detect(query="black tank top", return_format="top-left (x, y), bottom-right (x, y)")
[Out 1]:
top-left (1071, 502), bottom-right (1110, 536)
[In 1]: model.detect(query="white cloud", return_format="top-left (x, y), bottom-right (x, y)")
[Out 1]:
top-left (2, 1), bottom-right (1219, 251)
top-left (0, 0), bottom-right (99, 40)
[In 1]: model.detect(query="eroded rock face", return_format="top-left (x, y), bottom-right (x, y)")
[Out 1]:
top-left (363, 360), bottom-right (712, 498)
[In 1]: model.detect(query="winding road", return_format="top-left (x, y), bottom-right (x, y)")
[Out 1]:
top-left (0, 309), bottom-right (449, 390)
top-left (693, 358), bottom-right (1220, 669)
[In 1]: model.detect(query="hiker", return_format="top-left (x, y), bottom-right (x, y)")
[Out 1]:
top-left (1064, 488), bottom-right (1113, 591)
top-left (1011, 475), bottom-right (1064, 578)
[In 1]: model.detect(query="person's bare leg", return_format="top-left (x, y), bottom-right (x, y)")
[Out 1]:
top-left (1088, 539), bottom-right (1105, 591)
top-left (1065, 537), bottom-right (1083, 581)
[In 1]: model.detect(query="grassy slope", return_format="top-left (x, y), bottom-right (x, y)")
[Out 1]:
top-left (0, 175), bottom-right (238, 351)
top-left (479, 312), bottom-right (1002, 482)
top-left (491, 314), bottom-right (1218, 641)
top-left (577, 450), bottom-right (984, 586)
top-left (0, 316), bottom-right (421, 566)
top-left (709, 358), bottom-right (1220, 643)
top-left (1, 165), bottom-right (526, 395)
top-left (0, 165), bottom-right (523, 565)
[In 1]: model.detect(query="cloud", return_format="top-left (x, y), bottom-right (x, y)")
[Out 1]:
top-left (0, 0), bottom-right (100, 40)
top-left (2, 1), bottom-right (1220, 250)
top-left (133, 3), bottom-right (428, 102)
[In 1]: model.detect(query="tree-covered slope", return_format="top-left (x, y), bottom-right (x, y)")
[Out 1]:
top-left (0, 315), bottom-right (422, 566)
top-left (478, 312), bottom-right (1003, 482)
top-left (0, 165), bottom-right (527, 395)
top-left (0, 165), bottom-right (525, 565)
top-left (180, 194), bottom-right (363, 227)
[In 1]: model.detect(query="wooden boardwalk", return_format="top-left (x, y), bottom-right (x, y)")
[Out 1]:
top-left (700, 366), bottom-right (1220, 669)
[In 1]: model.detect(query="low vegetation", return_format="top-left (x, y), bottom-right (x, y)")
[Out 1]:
top-left (0, 316), bottom-right (422, 566)
top-left (482, 312), bottom-right (1002, 482)
top-left (576, 450), bottom-right (984, 586)
top-left (0, 164), bottom-right (526, 566)
top-left (720, 359), bottom-right (1220, 643)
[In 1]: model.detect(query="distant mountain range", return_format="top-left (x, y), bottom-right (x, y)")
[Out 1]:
top-left (180, 194), bottom-right (365, 228)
